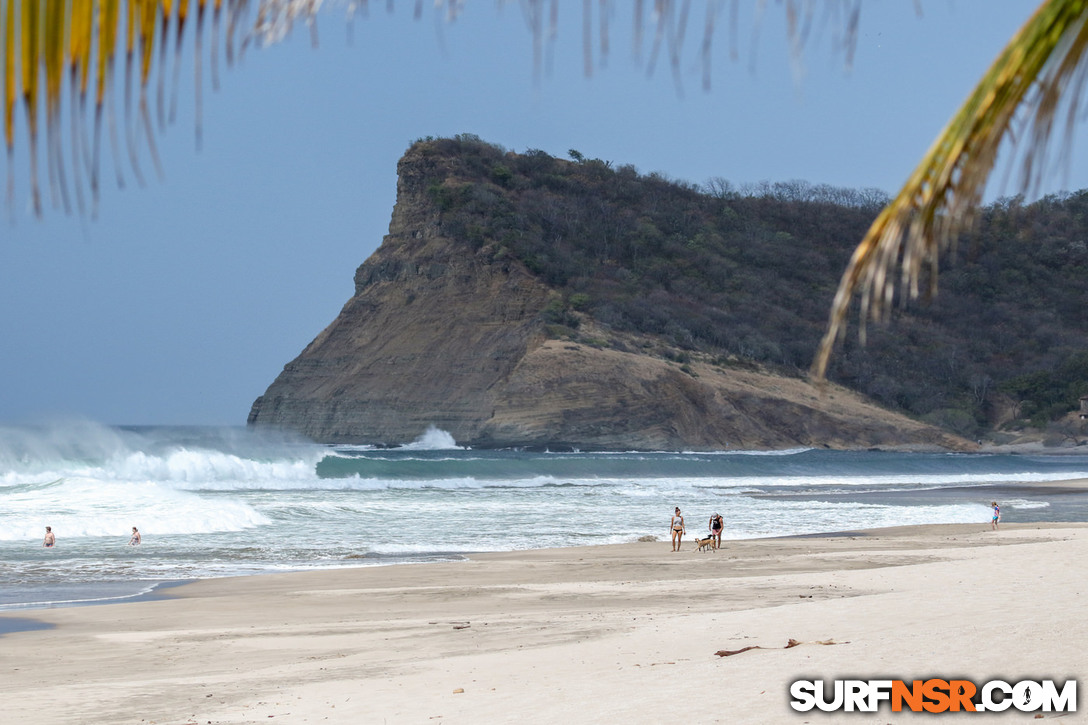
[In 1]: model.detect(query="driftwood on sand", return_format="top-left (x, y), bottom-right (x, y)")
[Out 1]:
top-left (714, 638), bottom-right (846, 657)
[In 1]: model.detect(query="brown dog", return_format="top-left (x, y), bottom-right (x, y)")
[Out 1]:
top-left (695, 534), bottom-right (715, 552)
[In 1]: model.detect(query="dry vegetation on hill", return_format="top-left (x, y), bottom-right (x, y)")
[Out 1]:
top-left (412, 135), bottom-right (1088, 440)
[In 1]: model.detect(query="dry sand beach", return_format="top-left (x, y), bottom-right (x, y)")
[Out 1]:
top-left (3, 521), bottom-right (1087, 724)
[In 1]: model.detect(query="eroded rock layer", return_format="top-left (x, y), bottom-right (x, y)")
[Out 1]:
top-left (249, 142), bottom-right (967, 451)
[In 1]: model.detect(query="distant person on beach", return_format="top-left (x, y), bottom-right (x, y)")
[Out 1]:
top-left (43, 526), bottom-right (55, 548)
top-left (991, 502), bottom-right (1001, 530)
top-left (129, 527), bottom-right (141, 546)
top-left (709, 512), bottom-right (724, 549)
top-left (670, 507), bottom-right (685, 551)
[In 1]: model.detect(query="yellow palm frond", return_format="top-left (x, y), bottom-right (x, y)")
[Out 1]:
top-left (4, 0), bottom-right (15, 156)
top-left (2, 1), bottom-right (861, 219)
top-left (21, 0), bottom-right (43, 215)
top-left (813, 0), bottom-right (1088, 381)
top-left (0, 0), bottom-right (1082, 242)
top-left (1, 0), bottom-right (320, 216)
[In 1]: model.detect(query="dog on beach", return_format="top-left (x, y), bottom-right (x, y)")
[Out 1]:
top-left (695, 534), bottom-right (715, 552)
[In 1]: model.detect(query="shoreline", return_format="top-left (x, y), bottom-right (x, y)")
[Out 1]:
top-left (0, 579), bottom-right (199, 617)
top-left (3, 521), bottom-right (1087, 723)
top-left (5, 473), bottom-right (1088, 613)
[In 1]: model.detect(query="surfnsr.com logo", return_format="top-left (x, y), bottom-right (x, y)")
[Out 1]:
top-left (789, 679), bottom-right (1077, 713)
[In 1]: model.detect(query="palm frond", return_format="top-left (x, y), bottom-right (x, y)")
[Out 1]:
top-left (0, 0), bottom-right (876, 219)
top-left (813, 0), bottom-right (1088, 381)
top-left (4, 0), bottom-right (16, 209)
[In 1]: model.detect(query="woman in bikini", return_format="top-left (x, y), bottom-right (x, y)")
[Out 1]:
top-left (670, 507), bottom-right (685, 551)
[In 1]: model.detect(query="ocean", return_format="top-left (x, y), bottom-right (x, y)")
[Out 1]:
top-left (4, 421), bottom-right (1088, 611)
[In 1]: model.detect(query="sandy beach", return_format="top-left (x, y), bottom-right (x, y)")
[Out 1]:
top-left (3, 520), bottom-right (1086, 724)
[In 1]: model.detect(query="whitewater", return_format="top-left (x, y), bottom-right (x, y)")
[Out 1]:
top-left (4, 421), bottom-right (1088, 610)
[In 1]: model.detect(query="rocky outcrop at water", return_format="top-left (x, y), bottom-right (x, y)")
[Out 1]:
top-left (248, 139), bottom-right (969, 451)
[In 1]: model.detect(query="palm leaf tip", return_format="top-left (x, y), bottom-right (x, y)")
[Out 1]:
top-left (813, 0), bottom-right (1088, 383)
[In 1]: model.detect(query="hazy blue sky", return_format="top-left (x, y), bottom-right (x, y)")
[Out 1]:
top-left (1, 1), bottom-right (1082, 426)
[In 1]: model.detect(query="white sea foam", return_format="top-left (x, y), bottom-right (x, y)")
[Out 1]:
top-left (690, 472), bottom-right (1088, 489)
top-left (3, 425), bottom-right (1086, 603)
top-left (309, 474), bottom-right (571, 490)
top-left (396, 426), bottom-right (464, 450)
top-left (682, 447), bottom-right (815, 456)
top-left (0, 476), bottom-right (270, 540)
top-left (0, 421), bottom-right (328, 495)
top-left (1003, 498), bottom-right (1051, 510)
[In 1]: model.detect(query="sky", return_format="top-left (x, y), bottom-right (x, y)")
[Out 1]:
top-left (2, 0), bottom-right (1084, 426)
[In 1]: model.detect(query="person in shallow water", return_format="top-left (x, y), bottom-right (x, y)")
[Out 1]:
top-left (128, 527), bottom-right (141, 546)
top-left (43, 526), bottom-right (55, 548)
top-left (670, 507), bottom-right (685, 552)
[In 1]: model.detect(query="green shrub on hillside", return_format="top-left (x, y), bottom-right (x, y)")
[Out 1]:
top-left (407, 138), bottom-right (1088, 433)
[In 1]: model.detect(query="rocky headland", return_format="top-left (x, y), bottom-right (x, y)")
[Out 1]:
top-left (248, 138), bottom-right (976, 451)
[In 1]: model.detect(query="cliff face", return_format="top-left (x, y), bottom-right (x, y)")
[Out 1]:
top-left (248, 141), bottom-right (968, 451)
top-left (472, 336), bottom-right (965, 450)
top-left (247, 147), bottom-right (555, 443)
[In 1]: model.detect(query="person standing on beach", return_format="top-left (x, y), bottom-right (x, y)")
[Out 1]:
top-left (43, 526), bottom-right (55, 548)
top-left (709, 512), bottom-right (724, 549)
top-left (991, 501), bottom-right (1001, 530)
top-left (670, 507), bottom-right (685, 551)
top-left (129, 527), bottom-right (141, 546)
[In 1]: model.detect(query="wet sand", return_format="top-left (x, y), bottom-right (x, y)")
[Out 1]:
top-left (2, 520), bottom-right (1086, 724)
